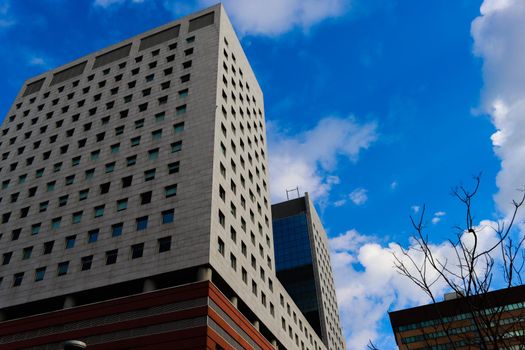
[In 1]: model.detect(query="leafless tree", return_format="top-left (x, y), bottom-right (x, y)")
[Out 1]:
top-left (391, 175), bottom-right (525, 349)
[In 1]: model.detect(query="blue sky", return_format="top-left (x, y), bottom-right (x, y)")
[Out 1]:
top-left (1, 0), bottom-right (524, 348)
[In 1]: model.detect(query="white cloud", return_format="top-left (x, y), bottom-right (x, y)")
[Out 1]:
top-left (431, 211), bottom-right (446, 224)
top-left (330, 220), bottom-right (504, 349)
top-left (29, 57), bottom-right (46, 66)
top-left (411, 205), bottom-right (420, 213)
top-left (334, 199), bottom-right (347, 207)
top-left (95, 0), bottom-right (348, 36)
top-left (199, 0), bottom-right (348, 36)
top-left (471, 0), bottom-right (525, 218)
top-left (0, 0), bottom-right (15, 28)
top-left (94, 0), bottom-right (144, 8)
top-left (390, 180), bottom-right (398, 190)
top-left (268, 116), bottom-right (377, 202)
top-left (349, 188), bottom-right (368, 206)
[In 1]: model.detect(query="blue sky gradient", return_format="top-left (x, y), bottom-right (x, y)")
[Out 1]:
top-left (2, 0), bottom-right (523, 348)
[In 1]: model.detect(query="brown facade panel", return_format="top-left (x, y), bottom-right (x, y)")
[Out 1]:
top-left (139, 25), bottom-right (180, 51)
top-left (93, 43), bottom-right (132, 69)
top-left (50, 61), bottom-right (87, 85)
top-left (22, 78), bottom-right (45, 96)
top-left (0, 282), bottom-right (276, 350)
top-left (189, 12), bottom-right (215, 32)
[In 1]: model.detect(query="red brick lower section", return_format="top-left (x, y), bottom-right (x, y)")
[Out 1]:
top-left (0, 281), bottom-right (275, 350)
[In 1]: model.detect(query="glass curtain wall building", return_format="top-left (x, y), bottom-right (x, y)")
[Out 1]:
top-left (272, 194), bottom-right (345, 350)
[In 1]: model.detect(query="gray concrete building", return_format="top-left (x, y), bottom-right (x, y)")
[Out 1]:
top-left (0, 5), bottom-right (344, 349)
top-left (273, 194), bottom-right (346, 350)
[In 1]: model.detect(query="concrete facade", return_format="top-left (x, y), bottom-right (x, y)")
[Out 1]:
top-left (0, 5), bottom-right (341, 349)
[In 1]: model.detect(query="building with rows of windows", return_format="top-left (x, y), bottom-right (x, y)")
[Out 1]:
top-left (389, 284), bottom-right (525, 349)
top-left (0, 4), bottom-right (345, 350)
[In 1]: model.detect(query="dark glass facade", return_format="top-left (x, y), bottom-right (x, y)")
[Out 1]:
top-left (273, 213), bottom-right (312, 270)
top-left (273, 205), bottom-right (322, 337)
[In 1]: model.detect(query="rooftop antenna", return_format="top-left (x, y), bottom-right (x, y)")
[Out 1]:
top-left (286, 187), bottom-right (300, 200)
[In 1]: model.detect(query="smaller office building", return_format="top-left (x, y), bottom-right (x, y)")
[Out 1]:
top-left (272, 194), bottom-right (345, 350)
top-left (389, 284), bottom-right (525, 349)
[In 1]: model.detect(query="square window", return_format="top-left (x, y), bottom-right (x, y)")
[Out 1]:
top-left (32, 223), bottom-right (41, 235)
top-left (165, 184), bottom-right (177, 198)
top-left (131, 136), bottom-right (141, 146)
top-left (158, 236), bottom-right (171, 253)
top-left (11, 229), bottom-right (21, 241)
top-left (91, 150), bottom-right (100, 160)
top-left (178, 89), bottom-right (188, 98)
top-left (72, 211), bottom-right (83, 224)
top-left (81, 256), bottom-right (93, 271)
top-left (162, 209), bottom-right (174, 224)
top-left (35, 168), bottom-right (44, 178)
top-left (168, 161), bottom-right (180, 174)
top-left (135, 119), bottom-right (144, 129)
top-left (117, 198), bottom-right (128, 211)
top-left (173, 122), bottom-right (185, 133)
top-left (155, 112), bottom-right (165, 122)
top-left (18, 174), bottom-right (27, 184)
top-left (138, 102), bottom-right (148, 112)
top-left (72, 156), bottom-right (81, 166)
top-left (13, 272), bottom-right (24, 287)
top-left (115, 126), bottom-right (124, 135)
top-left (19, 248), bottom-right (31, 261)
top-left (88, 229), bottom-right (99, 243)
top-left (51, 217), bottom-right (61, 229)
top-left (176, 104), bottom-right (186, 115)
top-left (2, 252), bottom-right (12, 265)
top-left (158, 96), bottom-right (168, 105)
top-left (140, 191), bottom-right (152, 204)
top-left (136, 216), bottom-right (148, 231)
top-left (100, 182), bottom-right (110, 194)
top-left (39, 201), bottom-right (49, 212)
top-left (152, 129), bottom-right (162, 140)
top-left (131, 243), bottom-right (144, 259)
top-left (122, 175), bottom-right (133, 188)
top-left (57, 261), bottom-right (69, 276)
top-left (148, 148), bottom-right (159, 160)
top-left (47, 181), bottom-right (56, 192)
top-left (65, 235), bottom-right (76, 249)
top-left (106, 250), bottom-right (118, 265)
top-left (171, 141), bottom-right (182, 153)
top-left (85, 168), bottom-right (95, 180)
top-left (65, 175), bottom-right (75, 185)
top-left (35, 267), bottom-right (46, 281)
top-left (105, 162), bottom-right (115, 173)
top-left (79, 189), bottom-right (89, 200)
top-left (127, 155), bottom-right (137, 166)
top-left (111, 143), bottom-right (120, 153)
top-left (94, 205), bottom-right (105, 218)
top-left (144, 169), bottom-right (156, 181)
top-left (112, 223), bottom-right (123, 237)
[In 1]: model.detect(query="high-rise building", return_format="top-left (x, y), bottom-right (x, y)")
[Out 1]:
top-left (272, 194), bottom-right (346, 350)
top-left (0, 5), bottom-right (344, 350)
top-left (389, 285), bottom-right (525, 349)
